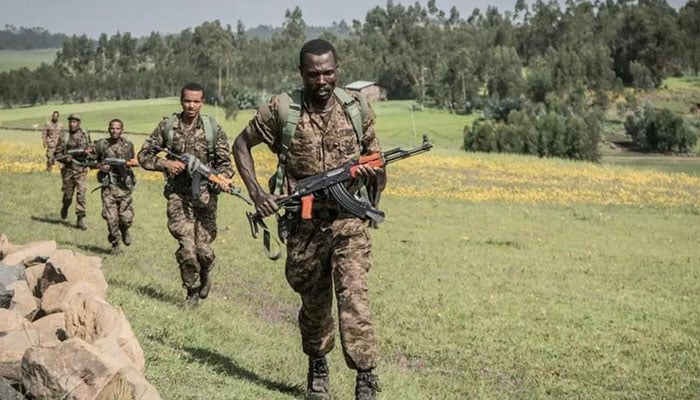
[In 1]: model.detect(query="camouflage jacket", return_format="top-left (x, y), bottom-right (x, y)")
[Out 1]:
top-left (93, 137), bottom-right (136, 192)
top-left (42, 121), bottom-right (63, 144)
top-left (56, 128), bottom-right (92, 171)
top-left (242, 90), bottom-right (381, 197)
top-left (137, 112), bottom-right (233, 195)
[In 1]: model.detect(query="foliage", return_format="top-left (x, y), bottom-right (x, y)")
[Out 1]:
top-left (465, 95), bottom-right (602, 161)
top-left (1, 0), bottom-right (698, 114)
top-left (624, 104), bottom-right (697, 152)
top-left (0, 25), bottom-right (67, 49)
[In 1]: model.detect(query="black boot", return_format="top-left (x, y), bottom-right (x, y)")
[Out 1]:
top-left (183, 286), bottom-right (199, 309)
top-left (60, 203), bottom-right (69, 219)
top-left (198, 269), bottom-right (211, 299)
top-left (121, 227), bottom-right (131, 246)
top-left (76, 216), bottom-right (87, 230)
top-left (305, 357), bottom-right (330, 400)
top-left (110, 243), bottom-right (122, 256)
top-left (355, 370), bottom-right (380, 400)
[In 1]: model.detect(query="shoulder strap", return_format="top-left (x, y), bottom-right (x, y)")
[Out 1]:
top-left (271, 90), bottom-right (302, 195)
top-left (164, 113), bottom-right (218, 160)
top-left (334, 87), bottom-right (364, 141)
top-left (202, 115), bottom-right (218, 160)
top-left (163, 114), bottom-right (178, 150)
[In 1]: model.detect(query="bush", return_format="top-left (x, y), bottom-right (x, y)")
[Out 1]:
top-left (464, 98), bottom-right (601, 161)
top-left (624, 104), bottom-right (697, 153)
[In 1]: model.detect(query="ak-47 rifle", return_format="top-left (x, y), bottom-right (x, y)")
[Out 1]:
top-left (84, 157), bottom-right (138, 169)
top-left (55, 148), bottom-right (93, 164)
top-left (151, 145), bottom-right (251, 204)
top-left (84, 158), bottom-right (138, 192)
top-left (247, 135), bottom-right (433, 260)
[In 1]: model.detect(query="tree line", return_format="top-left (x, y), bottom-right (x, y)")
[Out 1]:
top-left (0, 0), bottom-right (698, 159)
top-left (0, 25), bottom-right (68, 50)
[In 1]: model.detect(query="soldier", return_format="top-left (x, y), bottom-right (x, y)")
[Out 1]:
top-left (137, 82), bottom-right (234, 308)
top-left (232, 39), bottom-right (385, 400)
top-left (55, 113), bottom-right (92, 230)
top-left (92, 119), bottom-right (136, 255)
top-left (42, 110), bottom-right (63, 172)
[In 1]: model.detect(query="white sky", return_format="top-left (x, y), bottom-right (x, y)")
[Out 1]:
top-left (2, 0), bottom-right (689, 38)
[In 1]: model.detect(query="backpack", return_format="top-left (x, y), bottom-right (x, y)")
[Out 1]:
top-left (269, 87), bottom-right (366, 195)
top-left (163, 113), bottom-right (218, 160)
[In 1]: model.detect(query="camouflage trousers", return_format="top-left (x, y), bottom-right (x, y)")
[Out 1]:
top-left (101, 186), bottom-right (134, 245)
top-left (165, 191), bottom-right (218, 289)
top-left (61, 166), bottom-right (88, 217)
top-left (285, 216), bottom-right (377, 371)
top-left (45, 142), bottom-right (58, 171)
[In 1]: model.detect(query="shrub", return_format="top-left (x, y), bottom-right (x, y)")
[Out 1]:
top-left (625, 104), bottom-right (697, 152)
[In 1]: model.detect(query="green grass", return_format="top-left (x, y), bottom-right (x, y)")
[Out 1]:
top-left (0, 170), bottom-right (698, 399)
top-left (0, 48), bottom-right (59, 72)
top-left (1, 98), bottom-right (699, 399)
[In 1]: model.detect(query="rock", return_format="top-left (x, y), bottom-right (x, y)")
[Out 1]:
top-left (39, 250), bottom-right (107, 296)
top-left (41, 280), bottom-right (105, 315)
top-left (0, 308), bottom-right (30, 332)
top-left (1, 241), bottom-right (56, 266)
top-left (63, 293), bottom-right (146, 372)
top-left (0, 264), bottom-right (25, 309)
top-left (24, 264), bottom-right (45, 298)
top-left (9, 280), bottom-right (39, 319)
top-left (0, 376), bottom-right (24, 400)
top-left (0, 328), bottom-right (38, 381)
top-left (31, 312), bottom-right (68, 348)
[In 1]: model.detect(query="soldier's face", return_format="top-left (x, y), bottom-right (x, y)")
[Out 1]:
top-left (181, 89), bottom-right (204, 119)
top-left (300, 52), bottom-right (338, 104)
top-left (68, 119), bottom-right (80, 131)
top-left (109, 121), bottom-right (123, 140)
top-left (51, 112), bottom-right (59, 122)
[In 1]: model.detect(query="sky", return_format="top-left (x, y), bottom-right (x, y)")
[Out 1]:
top-left (2, 0), bottom-right (689, 38)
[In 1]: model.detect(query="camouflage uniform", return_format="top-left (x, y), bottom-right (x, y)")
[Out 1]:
top-left (43, 120), bottom-right (64, 172)
top-left (137, 113), bottom-right (233, 291)
top-left (241, 90), bottom-right (381, 371)
top-left (93, 137), bottom-right (136, 247)
top-left (56, 128), bottom-right (92, 219)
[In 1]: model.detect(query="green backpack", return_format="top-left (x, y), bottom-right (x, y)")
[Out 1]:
top-left (163, 113), bottom-right (218, 160)
top-left (269, 87), bottom-right (366, 195)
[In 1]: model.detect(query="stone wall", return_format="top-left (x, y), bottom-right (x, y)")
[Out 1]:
top-left (0, 233), bottom-right (161, 400)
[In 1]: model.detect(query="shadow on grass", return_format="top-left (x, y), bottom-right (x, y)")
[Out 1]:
top-left (109, 279), bottom-right (182, 306)
top-left (109, 279), bottom-right (180, 306)
top-left (30, 215), bottom-right (73, 228)
top-left (182, 346), bottom-right (304, 397)
top-left (72, 243), bottom-right (112, 255)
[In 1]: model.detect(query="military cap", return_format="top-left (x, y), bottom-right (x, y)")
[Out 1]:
top-left (67, 113), bottom-right (81, 121)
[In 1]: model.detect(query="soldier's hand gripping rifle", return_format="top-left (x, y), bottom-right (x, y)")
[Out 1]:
top-left (84, 158), bottom-right (138, 192)
top-left (151, 145), bottom-right (252, 205)
top-left (247, 135), bottom-right (433, 260)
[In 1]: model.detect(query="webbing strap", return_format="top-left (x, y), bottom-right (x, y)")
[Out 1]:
top-left (164, 114), bottom-right (217, 159)
top-left (272, 90), bottom-right (302, 195)
top-left (333, 87), bottom-right (363, 143)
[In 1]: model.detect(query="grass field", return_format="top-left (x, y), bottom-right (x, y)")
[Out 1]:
top-left (1, 99), bottom-right (699, 399)
top-left (0, 48), bottom-right (59, 72)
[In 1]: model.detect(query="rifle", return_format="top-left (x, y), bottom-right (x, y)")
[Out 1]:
top-left (150, 145), bottom-right (251, 205)
top-left (84, 158), bottom-right (138, 192)
top-left (84, 157), bottom-right (138, 169)
top-left (55, 148), bottom-right (92, 164)
top-left (247, 135), bottom-right (433, 260)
